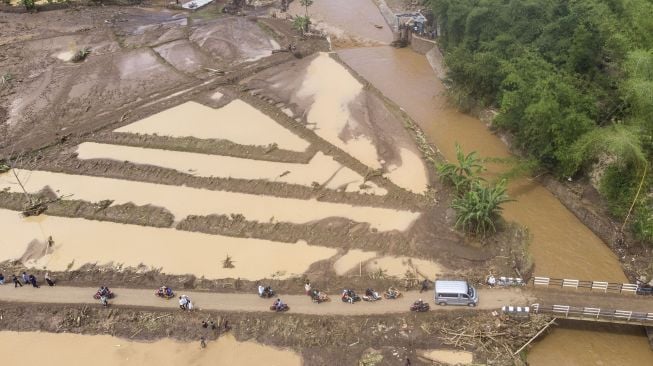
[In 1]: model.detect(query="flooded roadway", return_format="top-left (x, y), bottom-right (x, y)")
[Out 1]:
top-left (316, 0), bottom-right (653, 364)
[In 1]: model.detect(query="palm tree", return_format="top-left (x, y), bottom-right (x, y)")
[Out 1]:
top-left (300, 0), bottom-right (314, 17)
top-left (437, 143), bottom-right (485, 194)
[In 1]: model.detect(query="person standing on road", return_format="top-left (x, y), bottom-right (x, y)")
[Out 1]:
top-left (419, 279), bottom-right (429, 293)
top-left (12, 275), bottom-right (22, 287)
top-left (22, 272), bottom-right (29, 285)
top-left (45, 272), bottom-right (55, 287)
top-left (0, 273), bottom-right (5, 285)
top-left (304, 280), bottom-right (311, 295)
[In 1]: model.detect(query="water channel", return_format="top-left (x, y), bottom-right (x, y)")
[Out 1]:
top-left (314, 0), bottom-right (653, 363)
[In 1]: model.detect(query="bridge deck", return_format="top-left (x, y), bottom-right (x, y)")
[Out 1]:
top-left (528, 287), bottom-right (653, 313)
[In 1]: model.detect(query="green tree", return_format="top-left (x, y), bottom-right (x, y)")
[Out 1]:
top-left (300, 0), bottom-right (313, 17)
top-left (21, 0), bottom-right (35, 10)
top-left (292, 15), bottom-right (310, 36)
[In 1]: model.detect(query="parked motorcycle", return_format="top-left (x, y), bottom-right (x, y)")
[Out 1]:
top-left (341, 289), bottom-right (361, 303)
top-left (383, 287), bottom-right (402, 299)
top-left (310, 289), bottom-right (330, 303)
top-left (155, 286), bottom-right (175, 299)
top-left (410, 300), bottom-right (430, 312)
top-left (258, 286), bottom-right (276, 298)
top-left (93, 286), bottom-right (114, 300)
top-left (362, 288), bottom-right (382, 302)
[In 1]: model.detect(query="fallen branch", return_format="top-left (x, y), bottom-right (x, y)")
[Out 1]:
top-left (513, 318), bottom-right (557, 355)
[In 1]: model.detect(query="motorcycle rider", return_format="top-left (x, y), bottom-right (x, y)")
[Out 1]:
top-left (365, 288), bottom-right (380, 300)
top-left (273, 298), bottom-right (285, 311)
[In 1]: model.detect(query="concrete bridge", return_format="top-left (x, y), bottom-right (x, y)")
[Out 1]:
top-left (509, 276), bottom-right (653, 326)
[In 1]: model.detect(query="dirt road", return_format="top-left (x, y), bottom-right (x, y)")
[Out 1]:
top-left (0, 286), bottom-right (533, 315)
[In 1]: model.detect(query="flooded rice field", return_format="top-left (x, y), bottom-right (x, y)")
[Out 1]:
top-left (246, 52), bottom-right (429, 193)
top-left (0, 208), bottom-right (336, 280)
top-left (0, 169), bottom-right (417, 231)
top-left (332, 249), bottom-right (443, 278)
top-left (114, 100), bottom-right (310, 152)
top-left (288, 0), bottom-right (393, 45)
top-left (0, 332), bottom-right (302, 366)
top-left (76, 142), bottom-right (386, 195)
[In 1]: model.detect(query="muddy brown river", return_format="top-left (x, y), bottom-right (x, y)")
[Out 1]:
top-left (318, 0), bottom-right (652, 364)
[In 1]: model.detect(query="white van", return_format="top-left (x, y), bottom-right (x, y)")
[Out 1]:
top-left (434, 280), bottom-right (478, 307)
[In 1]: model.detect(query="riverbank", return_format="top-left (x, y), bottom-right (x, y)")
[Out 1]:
top-left (415, 34), bottom-right (652, 284)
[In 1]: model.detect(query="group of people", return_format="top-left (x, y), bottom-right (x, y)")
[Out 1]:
top-left (4, 272), bottom-right (55, 288)
top-left (179, 294), bottom-right (193, 310)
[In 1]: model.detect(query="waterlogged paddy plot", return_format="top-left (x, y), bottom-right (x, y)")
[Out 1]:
top-left (333, 249), bottom-right (443, 278)
top-left (0, 170), bottom-right (418, 231)
top-left (264, 52), bottom-right (429, 193)
top-left (76, 142), bottom-right (387, 195)
top-left (0, 209), bottom-right (336, 280)
top-left (0, 332), bottom-right (302, 366)
top-left (115, 100), bottom-right (310, 152)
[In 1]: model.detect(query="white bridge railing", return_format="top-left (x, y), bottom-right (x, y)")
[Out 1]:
top-left (529, 303), bottom-right (653, 325)
top-left (532, 276), bottom-right (641, 294)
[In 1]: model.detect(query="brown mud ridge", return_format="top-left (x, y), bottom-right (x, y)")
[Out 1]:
top-left (0, 302), bottom-right (553, 365)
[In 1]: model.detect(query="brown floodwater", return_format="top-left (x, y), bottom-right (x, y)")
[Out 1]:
top-left (332, 248), bottom-right (443, 278)
top-left (296, 52), bottom-right (429, 193)
top-left (76, 142), bottom-right (387, 195)
top-left (288, 0), bottom-right (393, 44)
top-left (0, 169), bottom-right (418, 232)
top-left (0, 208), bottom-right (336, 280)
top-left (115, 100), bottom-right (311, 152)
top-left (303, 0), bottom-right (649, 361)
top-left (338, 46), bottom-right (626, 280)
top-left (0, 332), bottom-right (302, 366)
top-left (336, 46), bottom-right (652, 365)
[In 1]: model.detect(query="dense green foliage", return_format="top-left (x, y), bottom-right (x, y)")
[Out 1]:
top-left (438, 145), bottom-right (512, 237)
top-left (429, 0), bottom-right (653, 242)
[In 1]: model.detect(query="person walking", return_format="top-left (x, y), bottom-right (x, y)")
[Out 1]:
top-left (419, 279), bottom-right (429, 293)
top-left (29, 274), bottom-right (39, 288)
top-left (12, 275), bottom-right (22, 288)
top-left (22, 272), bottom-right (29, 285)
top-left (45, 272), bottom-right (55, 287)
top-left (304, 280), bottom-right (311, 295)
top-left (0, 273), bottom-right (5, 285)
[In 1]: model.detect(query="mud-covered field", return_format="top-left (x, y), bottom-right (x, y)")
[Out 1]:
top-left (0, 2), bottom-right (532, 365)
